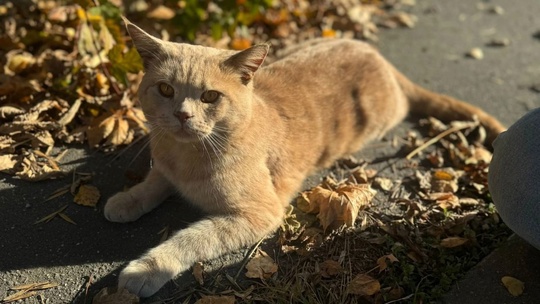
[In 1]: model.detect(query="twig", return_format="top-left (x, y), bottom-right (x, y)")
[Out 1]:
top-left (234, 238), bottom-right (264, 280)
top-left (405, 124), bottom-right (473, 160)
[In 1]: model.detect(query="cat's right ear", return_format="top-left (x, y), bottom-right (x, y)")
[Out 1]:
top-left (122, 17), bottom-right (163, 69)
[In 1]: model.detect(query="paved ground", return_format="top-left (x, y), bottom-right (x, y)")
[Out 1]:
top-left (1, 0), bottom-right (539, 303)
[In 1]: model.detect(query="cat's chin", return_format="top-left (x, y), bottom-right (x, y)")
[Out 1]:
top-left (170, 129), bottom-right (203, 143)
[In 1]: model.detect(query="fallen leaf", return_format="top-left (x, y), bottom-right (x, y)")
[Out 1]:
top-left (193, 262), bottom-right (204, 285)
top-left (440, 236), bottom-right (468, 248)
top-left (377, 254), bottom-right (399, 272)
top-left (373, 177), bottom-right (393, 191)
top-left (346, 274), bottom-right (381, 296)
top-left (319, 260), bottom-right (342, 278)
top-left (245, 250), bottom-right (278, 279)
top-left (194, 295), bottom-right (236, 304)
top-left (230, 38), bottom-right (252, 50)
top-left (34, 205), bottom-right (69, 224)
top-left (0, 154), bottom-right (17, 171)
top-left (147, 5), bottom-right (175, 20)
top-left (92, 287), bottom-right (140, 304)
top-left (74, 184), bottom-right (101, 207)
top-left (3, 281), bottom-right (58, 303)
top-left (501, 276), bottom-right (524, 297)
top-left (58, 212), bottom-right (77, 225)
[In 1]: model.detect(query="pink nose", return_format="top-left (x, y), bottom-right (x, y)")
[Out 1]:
top-left (174, 111), bottom-right (193, 122)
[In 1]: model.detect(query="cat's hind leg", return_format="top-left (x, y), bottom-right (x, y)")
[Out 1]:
top-left (104, 168), bottom-right (174, 223)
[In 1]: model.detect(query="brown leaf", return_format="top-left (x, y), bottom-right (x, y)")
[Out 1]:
top-left (346, 274), bottom-right (381, 296)
top-left (376, 254), bottom-right (399, 272)
top-left (147, 5), bottom-right (175, 20)
top-left (315, 184), bottom-right (376, 230)
top-left (74, 184), bottom-right (101, 207)
top-left (319, 260), bottom-right (342, 278)
top-left (58, 212), bottom-right (77, 225)
top-left (108, 117), bottom-right (130, 146)
top-left (245, 250), bottom-right (278, 279)
top-left (92, 287), bottom-right (140, 304)
top-left (193, 262), bottom-right (204, 286)
top-left (440, 236), bottom-right (469, 248)
top-left (194, 295), bottom-right (235, 304)
top-left (373, 177), bottom-right (393, 191)
top-left (501, 276), bottom-right (524, 297)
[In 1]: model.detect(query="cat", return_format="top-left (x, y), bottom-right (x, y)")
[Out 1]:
top-left (104, 19), bottom-right (505, 297)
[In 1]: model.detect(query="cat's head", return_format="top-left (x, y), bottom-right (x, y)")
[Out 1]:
top-left (125, 20), bottom-right (268, 144)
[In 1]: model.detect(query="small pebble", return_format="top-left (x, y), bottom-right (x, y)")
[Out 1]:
top-left (467, 47), bottom-right (484, 59)
top-left (488, 38), bottom-right (510, 47)
top-left (490, 5), bottom-right (505, 15)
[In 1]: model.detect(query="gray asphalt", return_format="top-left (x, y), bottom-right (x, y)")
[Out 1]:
top-left (1, 0), bottom-right (539, 303)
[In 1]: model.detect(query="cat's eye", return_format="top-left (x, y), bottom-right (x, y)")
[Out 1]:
top-left (200, 90), bottom-right (221, 104)
top-left (158, 82), bottom-right (174, 98)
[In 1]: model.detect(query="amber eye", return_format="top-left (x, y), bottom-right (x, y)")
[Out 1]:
top-left (158, 83), bottom-right (174, 98)
top-left (200, 90), bottom-right (221, 104)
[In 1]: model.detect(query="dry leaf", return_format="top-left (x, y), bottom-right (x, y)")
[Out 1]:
top-left (440, 237), bottom-right (469, 248)
top-left (318, 184), bottom-right (376, 230)
top-left (245, 250), bottom-right (278, 279)
top-left (501, 276), bottom-right (524, 297)
top-left (376, 254), bottom-right (399, 272)
top-left (147, 5), bottom-right (175, 20)
top-left (3, 281), bottom-right (58, 303)
top-left (373, 177), bottom-right (393, 191)
top-left (92, 287), bottom-right (139, 304)
top-left (0, 154), bottom-right (17, 171)
top-left (193, 262), bottom-right (204, 286)
top-left (194, 295), bottom-right (235, 304)
top-left (319, 260), bottom-right (342, 278)
top-left (346, 274), bottom-right (381, 296)
top-left (58, 212), bottom-right (77, 225)
top-left (230, 38), bottom-right (252, 50)
top-left (74, 184), bottom-right (101, 207)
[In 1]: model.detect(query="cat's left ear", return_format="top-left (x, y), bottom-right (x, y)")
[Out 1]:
top-left (222, 44), bottom-right (269, 85)
top-left (122, 17), bottom-right (164, 70)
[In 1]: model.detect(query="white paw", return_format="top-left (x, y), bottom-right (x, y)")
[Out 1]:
top-left (104, 191), bottom-right (145, 223)
top-left (118, 257), bottom-right (174, 297)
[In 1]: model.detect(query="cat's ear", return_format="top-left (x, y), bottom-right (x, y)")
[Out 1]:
top-left (122, 17), bottom-right (163, 69)
top-left (222, 44), bottom-right (269, 84)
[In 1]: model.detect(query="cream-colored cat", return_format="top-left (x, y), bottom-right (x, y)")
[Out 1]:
top-left (104, 20), bottom-right (505, 297)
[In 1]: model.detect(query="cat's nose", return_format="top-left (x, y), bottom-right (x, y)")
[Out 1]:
top-left (174, 111), bottom-right (194, 123)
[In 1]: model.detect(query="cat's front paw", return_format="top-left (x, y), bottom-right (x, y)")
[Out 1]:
top-left (104, 191), bottom-right (145, 223)
top-left (118, 257), bottom-right (175, 297)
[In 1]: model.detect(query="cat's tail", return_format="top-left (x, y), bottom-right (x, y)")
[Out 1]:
top-left (391, 65), bottom-right (506, 145)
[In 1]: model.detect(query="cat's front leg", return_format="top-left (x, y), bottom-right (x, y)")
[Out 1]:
top-left (118, 205), bottom-right (284, 297)
top-left (104, 168), bottom-right (174, 223)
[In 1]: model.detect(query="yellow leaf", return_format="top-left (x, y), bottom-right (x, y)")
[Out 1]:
top-left (108, 117), bottom-right (129, 146)
top-left (432, 170), bottom-right (454, 181)
top-left (501, 276), bottom-right (524, 297)
top-left (73, 184), bottom-right (101, 207)
top-left (230, 38), bottom-right (252, 50)
top-left (440, 236), bottom-right (468, 248)
top-left (0, 154), bottom-right (17, 172)
top-left (346, 274), bottom-right (381, 296)
top-left (245, 250), bottom-right (278, 279)
top-left (322, 29), bottom-right (336, 38)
